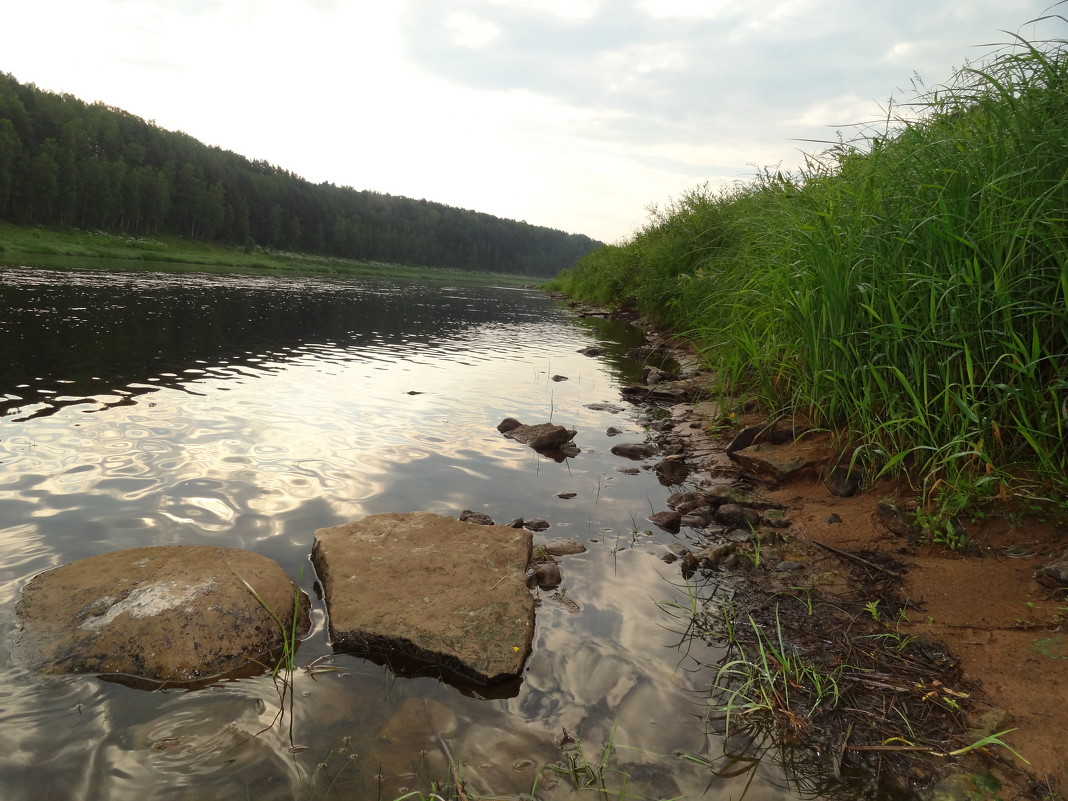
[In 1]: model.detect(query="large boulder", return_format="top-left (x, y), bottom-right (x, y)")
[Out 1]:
top-left (311, 512), bottom-right (535, 686)
top-left (15, 546), bottom-right (309, 686)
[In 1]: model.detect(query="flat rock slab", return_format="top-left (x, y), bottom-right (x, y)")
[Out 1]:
top-left (312, 512), bottom-right (534, 685)
top-left (15, 546), bottom-right (309, 686)
top-left (729, 438), bottom-right (838, 483)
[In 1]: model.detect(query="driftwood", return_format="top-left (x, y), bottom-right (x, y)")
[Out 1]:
top-left (813, 539), bottom-right (902, 578)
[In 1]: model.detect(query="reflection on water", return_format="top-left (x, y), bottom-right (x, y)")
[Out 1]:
top-left (0, 265), bottom-right (801, 800)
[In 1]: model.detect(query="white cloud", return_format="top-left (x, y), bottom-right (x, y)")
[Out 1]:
top-left (446, 11), bottom-right (502, 48)
top-left (1, 0), bottom-right (1060, 243)
top-left (486, 0), bottom-right (601, 19)
top-left (634, 0), bottom-right (730, 20)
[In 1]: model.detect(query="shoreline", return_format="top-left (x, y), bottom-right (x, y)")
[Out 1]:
top-left (578, 299), bottom-right (1067, 798)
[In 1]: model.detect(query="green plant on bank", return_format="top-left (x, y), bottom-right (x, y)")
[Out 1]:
top-left (547, 26), bottom-right (1068, 529)
top-left (550, 727), bottom-right (618, 794)
top-left (744, 531), bottom-right (762, 568)
top-left (786, 586), bottom-right (816, 616)
top-left (711, 605), bottom-right (846, 737)
top-left (863, 600), bottom-right (882, 623)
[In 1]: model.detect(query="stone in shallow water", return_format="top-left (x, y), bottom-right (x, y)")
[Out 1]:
top-left (15, 546), bottom-right (309, 686)
top-left (312, 512), bottom-right (535, 685)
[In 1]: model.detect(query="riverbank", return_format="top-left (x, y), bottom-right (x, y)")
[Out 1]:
top-left (0, 221), bottom-right (536, 285)
top-left (545, 34), bottom-right (1068, 546)
top-left (576, 301), bottom-right (1067, 799)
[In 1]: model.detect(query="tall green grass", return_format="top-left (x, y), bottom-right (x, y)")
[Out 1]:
top-left (548, 27), bottom-right (1068, 524)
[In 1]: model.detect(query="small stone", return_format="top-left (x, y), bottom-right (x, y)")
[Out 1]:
top-left (543, 538), bottom-right (587, 556)
top-left (876, 500), bottom-right (918, 538)
top-left (614, 467), bottom-right (641, 476)
top-left (644, 366), bottom-right (670, 385)
top-left (459, 510), bottom-right (495, 526)
top-left (499, 420), bottom-right (577, 451)
top-left (704, 486), bottom-right (769, 509)
top-left (524, 518), bottom-right (551, 532)
top-left (551, 375), bottom-right (569, 382)
top-left (680, 552), bottom-right (699, 575)
top-left (578, 346), bottom-right (605, 356)
top-left (777, 561), bottom-right (803, 572)
top-left (505, 518), bottom-right (525, 528)
top-left (606, 427), bottom-right (624, 436)
top-left (826, 513), bottom-right (843, 524)
top-left (714, 503), bottom-right (761, 528)
top-left (586, 403), bottom-right (625, 414)
top-left (761, 509), bottom-right (790, 529)
top-left (826, 463), bottom-right (864, 497)
top-left (693, 543), bottom-right (734, 565)
top-left (611, 443), bottom-right (657, 460)
top-left (681, 515), bottom-right (708, 529)
top-left (648, 511), bottom-right (682, 533)
top-left (1034, 560), bottom-right (1068, 589)
top-left (667, 492), bottom-right (705, 513)
top-left (654, 459), bottom-right (690, 485)
top-left (555, 492), bottom-right (578, 500)
top-left (530, 563), bottom-right (562, 589)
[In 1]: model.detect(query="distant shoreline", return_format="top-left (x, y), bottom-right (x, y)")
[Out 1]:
top-left (0, 222), bottom-right (537, 286)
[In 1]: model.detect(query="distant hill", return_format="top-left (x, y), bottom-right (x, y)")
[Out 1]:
top-left (0, 72), bottom-right (601, 277)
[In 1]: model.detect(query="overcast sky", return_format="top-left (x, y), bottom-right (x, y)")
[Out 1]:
top-left (3, 1), bottom-right (1063, 243)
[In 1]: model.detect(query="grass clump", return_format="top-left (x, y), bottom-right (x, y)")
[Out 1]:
top-left (547, 23), bottom-right (1068, 532)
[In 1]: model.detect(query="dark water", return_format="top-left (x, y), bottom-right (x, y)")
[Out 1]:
top-left (0, 265), bottom-right (801, 801)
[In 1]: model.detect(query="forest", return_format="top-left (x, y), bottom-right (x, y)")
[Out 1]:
top-left (0, 72), bottom-right (601, 277)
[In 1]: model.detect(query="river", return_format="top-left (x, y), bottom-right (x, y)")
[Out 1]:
top-left (0, 264), bottom-right (804, 801)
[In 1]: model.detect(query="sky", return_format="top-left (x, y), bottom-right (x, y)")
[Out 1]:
top-left (2, 1), bottom-right (1063, 243)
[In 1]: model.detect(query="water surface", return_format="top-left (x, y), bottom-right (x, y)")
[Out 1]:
top-left (0, 265), bottom-right (802, 800)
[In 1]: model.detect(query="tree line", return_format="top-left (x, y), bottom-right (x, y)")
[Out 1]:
top-left (0, 72), bottom-right (601, 276)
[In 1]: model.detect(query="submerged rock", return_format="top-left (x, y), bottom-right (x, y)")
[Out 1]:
top-left (312, 512), bottom-right (535, 686)
top-left (15, 546), bottom-right (309, 686)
